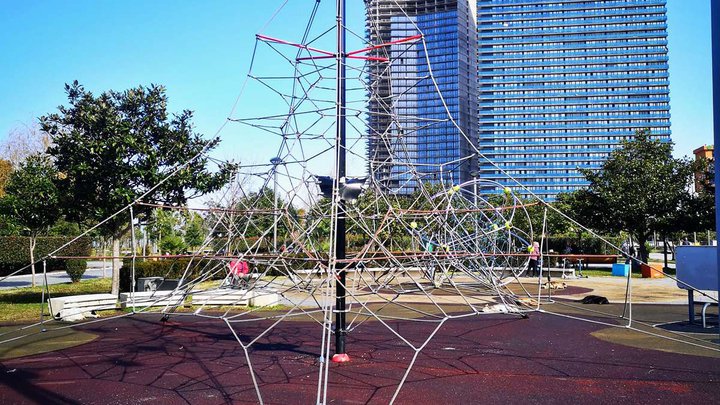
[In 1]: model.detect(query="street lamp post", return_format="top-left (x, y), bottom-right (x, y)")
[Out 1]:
top-left (270, 157), bottom-right (283, 252)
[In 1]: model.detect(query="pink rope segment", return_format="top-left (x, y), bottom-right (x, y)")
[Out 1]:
top-left (257, 33), bottom-right (423, 63)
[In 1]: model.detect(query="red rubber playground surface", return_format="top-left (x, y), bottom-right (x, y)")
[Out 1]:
top-left (1, 311), bottom-right (719, 404)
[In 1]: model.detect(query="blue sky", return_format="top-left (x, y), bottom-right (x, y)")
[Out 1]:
top-left (0, 0), bottom-right (713, 165)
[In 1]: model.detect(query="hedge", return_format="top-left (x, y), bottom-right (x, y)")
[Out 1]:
top-left (0, 236), bottom-right (92, 277)
top-left (119, 255), bottom-right (327, 292)
top-left (120, 259), bottom-right (223, 292)
top-left (544, 235), bottom-right (625, 255)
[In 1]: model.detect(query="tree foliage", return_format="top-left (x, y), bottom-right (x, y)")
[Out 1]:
top-left (563, 129), bottom-right (711, 262)
top-left (41, 81), bottom-right (236, 238)
top-left (0, 122), bottom-right (52, 168)
top-left (183, 212), bottom-right (206, 251)
top-left (0, 159), bottom-right (11, 198)
top-left (40, 81), bottom-right (236, 294)
top-left (0, 154), bottom-right (63, 285)
top-left (1, 154), bottom-right (62, 235)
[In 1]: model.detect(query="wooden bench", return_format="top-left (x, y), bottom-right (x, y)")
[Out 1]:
top-left (48, 293), bottom-right (118, 321)
top-left (547, 254), bottom-right (620, 266)
top-left (544, 254), bottom-right (621, 277)
top-left (119, 291), bottom-right (187, 309)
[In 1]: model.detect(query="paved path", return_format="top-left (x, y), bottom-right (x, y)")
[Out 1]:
top-left (0, 261), bottom-right (111, 290)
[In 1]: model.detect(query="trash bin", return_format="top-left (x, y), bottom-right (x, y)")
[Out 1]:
top-left (157, 278), bottom-right (189, 290)
top-left (136, 277), bottom-right (164, 292)
top-left (640, 263), bottom-right (664, 278)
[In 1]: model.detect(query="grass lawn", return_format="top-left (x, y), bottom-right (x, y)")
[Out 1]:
top-left (581, 265), bottom-right (676, 278)
top-left (0, 278), bottom-right (112, 323)
top-left (582, 269), bottom-right (642, 278)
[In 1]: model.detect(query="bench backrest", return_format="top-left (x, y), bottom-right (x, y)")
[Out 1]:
top-left (675, 246), bottom-right (719, 291)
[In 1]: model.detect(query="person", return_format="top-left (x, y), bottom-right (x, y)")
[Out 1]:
top-left (527, 241), bottom-right (540, 277)
top-left (627, 246), bottom-right (641, 273)
top-left (228, 259), bottom-right (250, 288)
top-left (621, 240), bottom-right (631, 264)
top-left (681, 238), bottom-right (691, 246)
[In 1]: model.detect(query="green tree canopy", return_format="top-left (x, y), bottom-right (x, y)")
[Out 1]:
top-left (1, 154), bottom-right (62, 233)
top-left (564, 129), bottom-right (709, 263)
top-left (183, 212), bottom-right (206, 251)
top-left (41, 81), bottom-right (236, 293)
top-left (0, 154), bottom-right (62, 285)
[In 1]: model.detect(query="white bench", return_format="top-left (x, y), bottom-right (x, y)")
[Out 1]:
top-left (48, 293), bottom-right (118, 322)
top-left (119, 291), bottom-right (187, 309)
top-left (191, 288), bottom-right (280, 307)
top-left (192, 288), bottom-right (251, 306)
top-left (249, 289), bottom-right (281, 307)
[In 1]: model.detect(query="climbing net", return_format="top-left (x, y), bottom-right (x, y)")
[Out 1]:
top-left (0, 1), bottom-right (718, 404)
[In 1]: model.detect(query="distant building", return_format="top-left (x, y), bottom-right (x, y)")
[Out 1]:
top-left (365, 0), bottom-right (478, 194)
top-left (476, 0), bottom-right (672, 201)
top-left (693, 145), bottom-right (714, 193)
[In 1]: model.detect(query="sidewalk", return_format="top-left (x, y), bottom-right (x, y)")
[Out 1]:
top-left (0, 261), bottom-right (111, 290)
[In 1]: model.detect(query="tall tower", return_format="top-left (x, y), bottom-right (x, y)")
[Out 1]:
top-left (477, 0), bottom-right (671, 201)
top-left (365, 0), bottom-right (478, 194)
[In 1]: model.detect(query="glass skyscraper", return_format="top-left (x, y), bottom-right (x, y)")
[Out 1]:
top-left (365, 0), bottom-right (478, 194)
top-left (476, 0), bottom-right (671, 200)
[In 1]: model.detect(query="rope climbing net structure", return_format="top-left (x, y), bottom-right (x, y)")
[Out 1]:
top-left (0, 1), bottom-right (718, 404)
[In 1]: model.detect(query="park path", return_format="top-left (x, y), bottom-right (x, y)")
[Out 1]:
top-left (0, 261), bottom-right (110, 290)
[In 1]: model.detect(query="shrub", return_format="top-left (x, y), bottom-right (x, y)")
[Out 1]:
top-left (545, 235), bottom-right (624, 254)
top-left (119, 254), bottom-right (328, 291)
top-left (119, 258), bottom-right (223, 292)
top-left (65, 259), bottom-right (87, 282)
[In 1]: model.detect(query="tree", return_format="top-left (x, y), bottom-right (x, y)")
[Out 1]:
top-left (0, 159), bottom-right (11, 197)
top-left (183, 212), bottom-right (206, 252)
top-left (41, 81), bottom-right (236, 294)
top-left (159, 234), bottom-right (186, 255)
top-left (1, 122), bottom-right (52, 167)
top-left (0, 154), bottom-right (62, 286)
top-left (565, 129), bottom-right (704, 264)
top-left (147, 208), bottom-right (181, 253)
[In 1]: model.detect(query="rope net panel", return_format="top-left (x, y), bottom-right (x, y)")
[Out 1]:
top-left (0, 2), bottom-right (717, 404)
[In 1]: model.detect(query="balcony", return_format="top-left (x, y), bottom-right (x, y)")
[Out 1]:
top-left (478, 31), bottom-right (667, 46)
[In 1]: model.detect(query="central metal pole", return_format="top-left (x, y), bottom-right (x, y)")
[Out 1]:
top-left (332, 0), bottom-right (349, 362)
top-left (273, 166), bottom-right (278, 252)
top-left (270, 156), bottom-right (283, 252)
top-left (472, 172), bottom-right (478, 254)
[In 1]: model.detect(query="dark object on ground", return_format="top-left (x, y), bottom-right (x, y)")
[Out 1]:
top-left (580, 295), bottom-right (610, 304)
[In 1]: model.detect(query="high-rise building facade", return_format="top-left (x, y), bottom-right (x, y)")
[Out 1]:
top-left (365, 0), bottom-right (478, 194)
top-left (477, 0), bottom-right (671, 200)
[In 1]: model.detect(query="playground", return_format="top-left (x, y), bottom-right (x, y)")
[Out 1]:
top-left (1, 277), bottom-right (718, 405)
